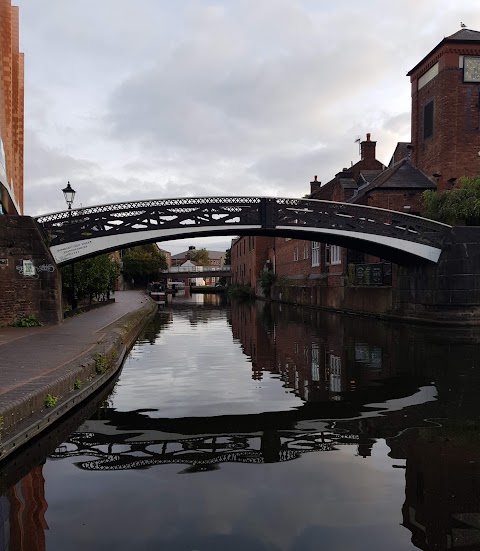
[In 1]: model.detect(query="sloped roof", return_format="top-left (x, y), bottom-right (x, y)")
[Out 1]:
top-left (358, 169), bottom-right (383, 184)
top-left (407, 28), bottom-right (480, 76)
top-left (170, 249), bottom-right (225, 260)
top-left (181, 260), bottom-right (197, 267)
top-left (349, 159), bottom-right (436, 204)
top-left (388, 142), bottom-right (411, 167)
top-left (447, 28), bottom-right (480, 41)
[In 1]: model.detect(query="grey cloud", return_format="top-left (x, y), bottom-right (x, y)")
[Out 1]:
top-left (18, 0), bottom-right (480, 229)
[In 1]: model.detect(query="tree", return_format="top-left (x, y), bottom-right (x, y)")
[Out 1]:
top-left (423, 176), bottom-right (480, 225)
top-left (224, 247), bottom-right (231, 265)
top-left (61, 254), bottom-right (120, 305)
top-left (190, 248), bottom-right (210, 266)
top-left (122, 244), bottom-right (168, 287)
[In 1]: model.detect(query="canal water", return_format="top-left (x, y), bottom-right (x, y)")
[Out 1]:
top-left (2, 293), bottom-right (480, 550)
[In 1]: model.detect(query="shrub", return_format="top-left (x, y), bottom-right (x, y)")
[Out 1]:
top-left (10, 314), bottom-right (42, 327)
top-left (45, 394), bottom-right (59, 408)
top-left (260, 270), bottom-right (277, 299)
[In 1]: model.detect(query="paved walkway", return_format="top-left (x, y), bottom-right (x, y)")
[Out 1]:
top-left (0, 291), bottom-right (150, 403)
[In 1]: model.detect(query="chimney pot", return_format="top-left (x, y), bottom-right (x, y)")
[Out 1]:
top-left (366, 133), bottom-right (371, 141)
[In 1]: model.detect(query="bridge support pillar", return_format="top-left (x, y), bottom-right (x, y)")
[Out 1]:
top-left (393, 227), bottom-right (480, 323)
top-left (0, 216), bottom-right (62, 326)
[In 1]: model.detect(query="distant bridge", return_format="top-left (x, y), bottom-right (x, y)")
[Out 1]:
top-left (34, 196), bottom-right (452, 266)
top-left (163, 265), bottom-right (232, 278)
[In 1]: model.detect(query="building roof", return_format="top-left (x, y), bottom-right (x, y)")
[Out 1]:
top-left (170, 249), bottom-right (225, 260)
top-left (388, 142), bottom-right (411, 167)
top-left (349, 159), bottom-right (436, 203)
top-left (358, 169), bottom-right (383, 185)
top-left (407, 27), bottom-right (480, 76)
top-left (447, 28), bottom-right (480, 41)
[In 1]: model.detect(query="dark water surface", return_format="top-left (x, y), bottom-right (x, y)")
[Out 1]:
top-left (3, 294), bottom-right (480, 550)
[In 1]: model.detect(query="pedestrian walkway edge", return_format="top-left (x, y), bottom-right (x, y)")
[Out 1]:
top-left (0, 298), bottom-right (158, 463)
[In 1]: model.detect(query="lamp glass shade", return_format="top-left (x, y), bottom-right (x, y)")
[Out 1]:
top-left (62, 182), bottom-right (76, 206)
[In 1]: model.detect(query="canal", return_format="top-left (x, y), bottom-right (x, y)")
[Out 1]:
top-left (2, 293), bottom-right (480, 550)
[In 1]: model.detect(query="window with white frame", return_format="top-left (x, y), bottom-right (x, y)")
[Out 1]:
top-left (325, 244), bottom-right (342, 265)
top-left (303, 242), bottom-right (309, 260)
top-left (311, 343), bottom-right (320, 381)
top-left (293, 246), bottom-right (299, 261)
top-left (329, 355), bottom-right (342, 393)
top-left (311, 242), bottom-right (320, 267)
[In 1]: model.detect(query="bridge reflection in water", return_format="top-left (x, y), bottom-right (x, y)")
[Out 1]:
top-left (3, 299), bottom-right (480, 550)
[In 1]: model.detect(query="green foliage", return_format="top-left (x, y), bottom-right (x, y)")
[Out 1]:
top-left (61, 254), bottom-right (120, 305)
top-left (74, 379), bottom-right (83, 390)
top-left (227, 284), bottom-right (254, 298)
top-left (190, 248), bottom-right (210, 266)
top-left (45, 394), bottom-right (59, 408)
top-left (122, 244), bottom-right (167, 286)
top-left (224, 247), bottom-right (231, 265)
top-left (260, 270), bottom-right (277, 299)
top-left (95, 352), bottom-right (109, 374)
top-left (422, 175), bottom-right (480, 225)
top-left (10, 314), bottom-right (42, 327)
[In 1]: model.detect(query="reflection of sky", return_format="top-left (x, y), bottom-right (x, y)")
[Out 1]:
top-left (43, 439), bottom-right (410, 551)
top-left (113, 313), bottom-right (303, 417)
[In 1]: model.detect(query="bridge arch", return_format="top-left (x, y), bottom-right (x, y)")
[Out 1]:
top-left (34, 196), bottom-right (451, 266)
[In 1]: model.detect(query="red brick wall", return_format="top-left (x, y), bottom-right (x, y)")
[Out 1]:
top-left (361, 190), bottom-right (424, 215)
top-left (231, 236), bottom-right (273, 287)
top-left (274, 238), bottom-right (324, 279)
top-left (0, 1), bottom-right (24, 213)
top-left (410, 43), bottom-right (480, 190)
top-left (0, 216), bottom-right (62, 325)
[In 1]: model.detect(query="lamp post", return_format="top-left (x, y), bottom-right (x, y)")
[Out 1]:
top-left (62, 182), bottom-right (77, 309)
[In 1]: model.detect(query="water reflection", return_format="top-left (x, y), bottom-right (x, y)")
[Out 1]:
top-left (3, 298), bottom-right (480, 550)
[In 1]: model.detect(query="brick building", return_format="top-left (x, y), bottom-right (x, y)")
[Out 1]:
top-left (408, 28), bottom-right (480, 191)
top-left (170, 246), bottom-right (225, 268)
top-left (232, 28), bottom-right (480, 296)
top-left (0, 0), bottom-right (24, 214)
top-left (230, 235), bottom-right (273, 288)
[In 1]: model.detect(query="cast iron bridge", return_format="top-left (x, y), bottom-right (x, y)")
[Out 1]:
top-left (34, 196), bottom-right (452, 266)
top-left (50, 425), bottom-right (361, 472)
top-left (162, 265), bottom-right (232, 278)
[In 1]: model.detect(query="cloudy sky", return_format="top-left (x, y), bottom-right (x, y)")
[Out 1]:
top-left (16, 0), bottom-right (480, 254)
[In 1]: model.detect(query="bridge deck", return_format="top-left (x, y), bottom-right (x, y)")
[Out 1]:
top-left (35, 196), bottom-right (451, 266)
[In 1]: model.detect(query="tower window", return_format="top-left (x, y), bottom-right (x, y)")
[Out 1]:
top-left (423, 100), bottom-right (434, 139)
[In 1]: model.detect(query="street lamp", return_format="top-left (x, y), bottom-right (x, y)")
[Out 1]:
top-left (62, 181), bottom-right (77, 309)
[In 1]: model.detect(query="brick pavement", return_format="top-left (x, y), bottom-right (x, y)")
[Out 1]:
top-left (0, 291), bottom-right (151, 406)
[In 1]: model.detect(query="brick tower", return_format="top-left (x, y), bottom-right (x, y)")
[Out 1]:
top-left (408, 28), bottom-right (480, 191)
top-left (0, 0), bottom-right (24, 214)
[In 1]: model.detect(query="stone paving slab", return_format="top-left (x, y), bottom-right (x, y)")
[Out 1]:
top-left (0, 291), bottom-right (151, 405)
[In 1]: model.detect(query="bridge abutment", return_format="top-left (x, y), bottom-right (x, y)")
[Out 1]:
top-left (393, 227), bottom-right (480, 323)
top-left (271, 227), bottom-right (480, 324)
top-left (0, 216), bottom-right (62, 326)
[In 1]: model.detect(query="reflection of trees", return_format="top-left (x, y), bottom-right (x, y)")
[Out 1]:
top-left (137, 310), bottom-right (173, 345)
top-left (173, 307), bottom-right (228, 326)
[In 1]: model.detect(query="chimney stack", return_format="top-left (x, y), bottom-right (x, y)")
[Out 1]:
top-left (310, 175), bottom-right (321, 195)
top-left (360, 133), bottom-right (377, 167)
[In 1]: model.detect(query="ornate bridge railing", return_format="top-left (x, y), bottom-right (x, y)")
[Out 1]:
top-left (35, 196), bottom-right (452, 265)
top-left (50, 429), bottom-right (360, 471)
top-left (164, 265), bottom-right (231, 273)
